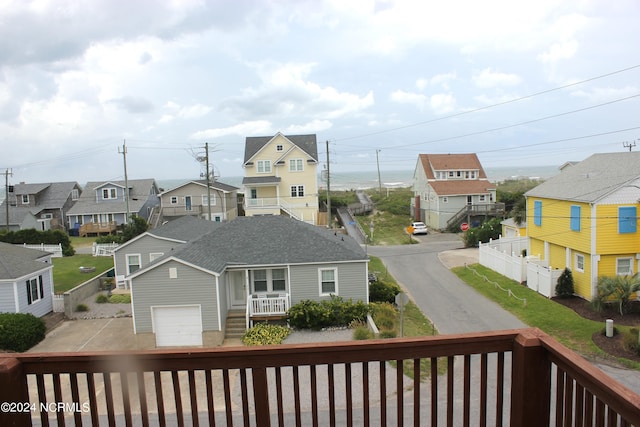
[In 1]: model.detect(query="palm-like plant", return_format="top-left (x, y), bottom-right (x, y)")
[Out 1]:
top-left (596, 274), bottom-right (640, 316)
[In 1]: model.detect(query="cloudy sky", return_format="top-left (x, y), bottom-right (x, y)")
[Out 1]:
top-left (1, 0), bottom-right (639, 185)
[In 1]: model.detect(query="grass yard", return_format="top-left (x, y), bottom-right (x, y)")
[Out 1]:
top-left (53, 255), bottom-right (114, 294)
top-left (357, 212), bottom-right (417, 246)
top-left (452, 264), bottom-right (640, 369)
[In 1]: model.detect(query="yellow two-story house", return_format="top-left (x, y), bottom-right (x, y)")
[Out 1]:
top-left (242, 133), bottom-right (319, 225)
top-left (525, 152), bottom-right (640, 300)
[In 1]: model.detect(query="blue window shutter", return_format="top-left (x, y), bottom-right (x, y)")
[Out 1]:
top-left (619, 206), bottom-right (637, 233)
top-left (570, 205), bottom-right (581, 231)
top-left (534, 201), bottom-right (542, 226)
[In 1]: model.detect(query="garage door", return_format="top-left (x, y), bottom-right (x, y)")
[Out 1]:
top-left (152, 306), bottom-right (203, 347)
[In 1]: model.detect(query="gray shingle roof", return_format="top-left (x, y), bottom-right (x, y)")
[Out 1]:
top-left (242, 176), bottom-right (282, 185)
top-left (244, 134), bottom-right (318, 164)
top-left (67, 179), bottom-right (158, 216)
top-left (168, 216), bottom-right (367, 274)
top-left (12, 181), bottom-right (80, 210)
top-left (0, 242), bottom-right (51, 280)
top-left (150, 216), bottom-right (222, 242)
top-left (159, 180), bottom-right (238, 196)
top-left (525, 152), bottom-right (640, 203)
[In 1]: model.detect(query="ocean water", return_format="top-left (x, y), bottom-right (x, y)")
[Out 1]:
top-left (0, 165), bottom-right (560, 202)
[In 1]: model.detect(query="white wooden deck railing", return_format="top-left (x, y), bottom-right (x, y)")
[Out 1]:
top-left (245, 293), bottom-right (290, 328)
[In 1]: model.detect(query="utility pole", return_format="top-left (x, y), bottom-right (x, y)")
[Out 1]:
top-left (623, 141), bottom-right (636, 152)
top-left (376, 149), bottom-right (382, 195)
top-left (4, 169), bottom-right (12, 231)
top-left (119, 140), bottom-right (130, 223)
top-left (205, 142), bottom-right (212, 221)
top-left (326, 140), bottom-right (331, 228)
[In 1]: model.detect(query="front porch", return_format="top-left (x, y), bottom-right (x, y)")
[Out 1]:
top-left (245, 293), bottom-right (290, 328)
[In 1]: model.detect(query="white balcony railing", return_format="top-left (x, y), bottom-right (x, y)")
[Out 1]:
top-left (246, 293), bottom-right (290, 328)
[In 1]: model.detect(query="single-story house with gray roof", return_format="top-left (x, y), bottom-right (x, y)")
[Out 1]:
top-left (127, 215), bottom-right (369, 347)
top-left (0, 242), bottom-right (54, 317)
top-left (112, 216), bottom-right (222, 288)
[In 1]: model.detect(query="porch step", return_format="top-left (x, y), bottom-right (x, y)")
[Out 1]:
top-left (225, 310), bottom-right (246, 339)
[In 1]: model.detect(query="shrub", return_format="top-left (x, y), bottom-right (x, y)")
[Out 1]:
top-left (353, 325), bottom-right (374, 340)
top-left (76, 303), bottom-right (89, 312)
top-left (369, 280), bottom-right (401, 303)
top-left (622, 328), bottom-right (640, 355)
top-left (287, 296), bottom-right (369, 329)
top-left (596, 274), bottom-right (640, 316)
top-left (0, 229), bottom-right (75, 256)
top-left (462, 218), bottom-right (502, 247)
top-left (242, 323), bottom-right (291, 345)
top-left (0, 313), bottom-right (46, 352)
top-left (555, 268), bottom-right (574, 298)
top-left (109, 294), bottom-right (131, 304)
top-left (95, 293), bottom-right (109, 304)
top-left (379, 330), bottom-right (397, 339)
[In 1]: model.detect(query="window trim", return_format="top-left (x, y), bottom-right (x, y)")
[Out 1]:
top-left (21, 194), bottom-right (29, 204)
top-left (251, 269), bottom-right (287, 293)
top-left (71, 188), bottom-right (79, 201)
top-left (575, 253), bottom-right (585, 273)
top-left (170, 196), bottom-right (178, 204)
top-left (318, 267), bottom-right (338, 296)
top-left (102, 187), bottom-right (117, 200)
top-left (126, 254), bottom-right (142, 274)
top-left (257, 160), bottom-right (272, 174)
top-left (202, 194), bottom-right (216, 206)
top-left (289, 158), bottom-right (304, 172)
top-left (616, 257), bottom-right (634, 276)
top-left (26, 276), bottom-right (44, 305)
top-left (276, 144), bottom-right (284, 151)
top-left (290, 185), bottom-right (305, 198)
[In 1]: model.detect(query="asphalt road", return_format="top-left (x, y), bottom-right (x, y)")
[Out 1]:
top-left (368, 233), bottom-right (526, 334)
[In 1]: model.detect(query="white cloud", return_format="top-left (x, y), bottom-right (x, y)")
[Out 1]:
top-left (390, 90), bottom-right (426, 110)
top-left (570, 85), bottom-right (639, 103)
top-left (190, 120), bottom-right (273, 140)
top-left (538, 39), bottom-right (579, 64)
top-left (285, 120), bottom-right (333, 134)
top-left (429, 93), bottom-right (456, 114)
top-left (473, 68), bottom-right (522, 88)
top-left (159, 102), bottom-right (212, 123)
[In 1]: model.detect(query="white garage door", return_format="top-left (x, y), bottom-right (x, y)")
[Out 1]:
top-left (152, 305), bottom-right (203, 347)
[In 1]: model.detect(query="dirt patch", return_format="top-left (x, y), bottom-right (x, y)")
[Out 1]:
top-left (553, 296), bottom-right (640, 361)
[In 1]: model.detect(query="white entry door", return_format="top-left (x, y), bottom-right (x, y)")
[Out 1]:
top-left (230, 271), bottom-right (246, 307)
top-left (152, 305), bottom-right (202, 347)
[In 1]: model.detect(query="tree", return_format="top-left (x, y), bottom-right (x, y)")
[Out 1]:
top-left (555, 268), bottom-right (574, 298)
top-left (596, 274), bottom-right (640, 316)
top-left (121, 216), bottom-right (149, 243)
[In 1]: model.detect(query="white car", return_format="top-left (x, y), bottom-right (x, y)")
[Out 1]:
top-left (411, 222), bottom-right (428, 235)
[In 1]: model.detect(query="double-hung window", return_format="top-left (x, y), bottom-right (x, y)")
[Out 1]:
top-left (291, 185), bottom-right (305, 197)
top-left (127, 254), bottom-right (141, 274)
top-left (289, 159), bottom-right (304, 172)
top-left (272, 269), bottom-right (286, 292)
top-left (257, 160), bottom-right (271, 173)
top-left (319, 268), bottom-right (337, 295)
top-left (26, 276), bottom-right (44, 305)
top-left (21, 194), bottom-right (29, 204)
top-left (253, 270), bottom-right (268, 292)
top-left (252, 269), bottom-right (287, 293)
top-left (102, 188), bottom-right (117, 200)
top-left (575, 253), bottom-right (585, 273)
top-left (617, 258), bottom-right (634, 276)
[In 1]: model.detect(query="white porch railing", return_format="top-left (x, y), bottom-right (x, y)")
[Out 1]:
top-left (245, 293), bottom-right (290, 328)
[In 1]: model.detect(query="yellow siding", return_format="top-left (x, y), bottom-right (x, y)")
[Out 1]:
top-left (526, 198), bottom-right (591, 253)
top-left (595, 205), bottom-right (640, 254)
top-left (529, 238), bottom-right (545, 259)
top-left (598, 254), bottom-right (638, 277)
top-left (547, 243), bottom-right (566, 270)
top-left (570, 252), bottom-right (591, 299)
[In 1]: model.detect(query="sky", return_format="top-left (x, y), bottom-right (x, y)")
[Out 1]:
top-left (1, 0), bottom-right (639, 186)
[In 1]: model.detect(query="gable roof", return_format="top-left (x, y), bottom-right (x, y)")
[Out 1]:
top-left (137, 216), bottom-right (367, 276)
top-left (0, 207), bottom-right (39, 227)
top-left (115, 216), bottom-right (222, 251)
top-left (0, 242), bottom-right (52, 280)
top-left (159, 180), bottom-right (238, 196)
top-left (7, 181), bottom-right (80, 210)
top-left (67, 179), bottom-right (158, 216)
top-left (244, 133), bottom-right (318, 164)
top-left (417, 153), bottom-right (488, 179)
top-left (525, 152), bottom-right (640, 203)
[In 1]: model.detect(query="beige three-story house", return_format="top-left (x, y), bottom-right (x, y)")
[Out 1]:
top-left (242, 133), bottom-right (319, 225)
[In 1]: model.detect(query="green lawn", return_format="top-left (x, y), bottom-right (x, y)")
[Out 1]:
top-left (357, 212), bottom-right (417, 246)
top-left (52, 255), bottom-right (114, 294)
top-left (452, 264), bottom-right (640, 369)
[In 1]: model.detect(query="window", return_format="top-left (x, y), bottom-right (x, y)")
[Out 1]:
top-left (41, 213), bottom-right (53, 219)
top-left (26, 276), bottom-right (44, 305)
top-left (319, 268), bottom-right (337, 295)
top-left (570, 205), bottom-right (581, 231)
top-left (534, 201), bottom-right (542, 226)
top-left (276, 144), bottom-right (283, 151)
top-left (21, 194), bottom-right (29, 204)
top-left (448, 171), bottom-right (454, 178)
top-left (127, 254), bottom-right (141, 274)
top-left (202, 194), bottom-right (216, 206)
top-left (272, 269), bottom-right (286, 292)
top-left (479, 195), bottom-right (486, 202)
top-left (170, 196), bottom-right (178, 204)
top-left (169, 268), bottom-right (178, 279)
top-left (71, 188), bottom-right (79, 200)
top-left (253, 270), bottom-right (268, 292)
top-left (442, 197), bottom-right (448, 203)
top-left (575, 253), bottom-right (585, 273)
top-left (618, 206), bottom-right (637, 234)
top-left (289, 159), bottom-right (304, 172)
top-left (291, 185), bottom-right (305, 197)
top-left (257, 160), bottom-right (271, 173)
top-left (102, 188), bottom-right (117, 199)
top-left (617, 258), bottom-right (633, 275)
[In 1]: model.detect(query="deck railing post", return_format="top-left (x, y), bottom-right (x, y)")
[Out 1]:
top-left (510, 329), bottom-right (551, 427)
top-left (0, 357), bottom-right (31, 426)
top-left (252, 367), bottom-right (271, 427)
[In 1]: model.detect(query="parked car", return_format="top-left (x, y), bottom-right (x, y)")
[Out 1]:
top-left (411, 222), bottom-right (428, 235)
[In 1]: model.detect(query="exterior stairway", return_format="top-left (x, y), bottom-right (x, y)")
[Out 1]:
top-left (225, 309), bottom-right (246, 339)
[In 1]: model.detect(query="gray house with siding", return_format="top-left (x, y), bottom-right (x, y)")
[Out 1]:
top-left (0, 242), bottom-right (54, 318)
top-left (112, 216), bottom-right (222, 288)
top-left (128, 215), bottom-right (369, 348)
top-left (158, 180), bottom-right (239, 225)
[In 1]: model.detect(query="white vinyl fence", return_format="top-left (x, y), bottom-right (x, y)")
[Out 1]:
top-left (479, 236), bottom-right (562, 298)
top-left (52, 295), bottom-right (65, 313)
top-left (18, 243), bottom-right (63, 258)
top-left (93, 242), bottom-right (119, 256)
